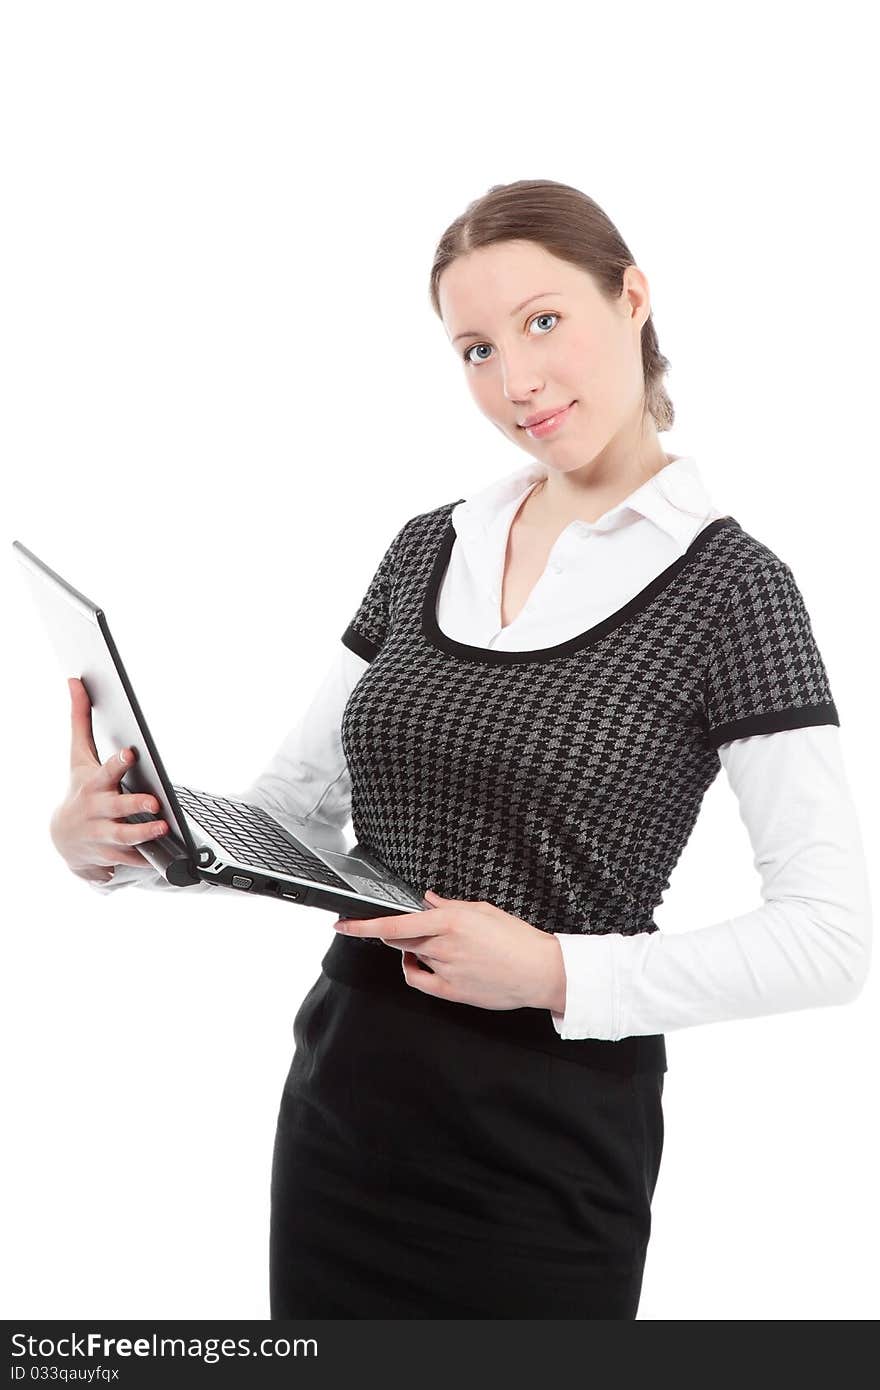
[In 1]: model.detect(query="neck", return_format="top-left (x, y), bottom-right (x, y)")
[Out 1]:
top-left (529, 450), bottom-right (676, 529)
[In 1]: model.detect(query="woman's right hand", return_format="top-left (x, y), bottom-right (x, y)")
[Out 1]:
top-left (50, 677), bottom-right (170, 884)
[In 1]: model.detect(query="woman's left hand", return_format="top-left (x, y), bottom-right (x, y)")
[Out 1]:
top-left (332, 889), bottom-right (564, 1012)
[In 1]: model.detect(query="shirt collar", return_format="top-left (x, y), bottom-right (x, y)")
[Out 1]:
top-left (452, 454), bottom-right (718, 549)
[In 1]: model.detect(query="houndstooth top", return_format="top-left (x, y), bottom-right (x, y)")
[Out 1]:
top-left (92, 457), bottom-right (870, 1042)
top-left (339, 499), bottom-right (839, 943)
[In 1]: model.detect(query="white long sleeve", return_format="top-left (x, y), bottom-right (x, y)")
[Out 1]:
top-left (549, 724), bottom-right (872, 1038)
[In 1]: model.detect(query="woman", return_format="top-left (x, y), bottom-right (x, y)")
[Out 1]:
top-left (57, 179), bottom-right (872, 1318)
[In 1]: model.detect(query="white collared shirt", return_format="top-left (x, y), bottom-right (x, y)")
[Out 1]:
top-left (442, 454), bottom-right (725, 651)
top-left (91, 457), bottom-right (872, 1042)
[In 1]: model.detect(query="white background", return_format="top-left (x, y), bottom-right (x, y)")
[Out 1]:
top-left (2, 0), bottom-right (877, 1321)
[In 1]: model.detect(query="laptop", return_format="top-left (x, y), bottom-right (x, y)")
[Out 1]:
top-left (13, 539), bottom-right (430, 921)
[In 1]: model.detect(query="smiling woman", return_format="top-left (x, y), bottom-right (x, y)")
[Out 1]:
top-left (266, 180), bottom-right (683, 1322)
top-left (431, 179), bottom-right (674, 478)
top-left (266, 177), bottom-right (868, 1323)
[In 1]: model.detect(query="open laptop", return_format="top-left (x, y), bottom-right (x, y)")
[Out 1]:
top-left (13, 539), bottom-right (430, 921)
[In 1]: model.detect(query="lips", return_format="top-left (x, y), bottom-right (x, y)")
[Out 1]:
top-left (519, 401), bottom-right (576, 429)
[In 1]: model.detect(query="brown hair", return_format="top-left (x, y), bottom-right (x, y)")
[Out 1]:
top-left (428, 179), bottom-right (674, 433)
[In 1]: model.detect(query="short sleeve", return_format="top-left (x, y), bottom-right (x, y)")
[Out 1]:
top-left (341, 517), bottom-right (412, 663)
top-left (703, 558), bottom-right (840, 749)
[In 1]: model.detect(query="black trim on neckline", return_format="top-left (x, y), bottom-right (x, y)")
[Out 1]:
top-left (421, 514), bottom-right (742, 664)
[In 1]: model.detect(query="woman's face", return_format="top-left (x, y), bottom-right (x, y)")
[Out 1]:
top-left (438, 239), bottom-right (655, 480)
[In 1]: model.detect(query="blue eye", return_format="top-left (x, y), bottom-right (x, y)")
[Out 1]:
top-left (462, 311), bottom-right (559, 365)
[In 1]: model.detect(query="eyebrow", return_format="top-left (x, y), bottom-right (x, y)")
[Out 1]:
top-left (451, 291), bottom-right (563, 344)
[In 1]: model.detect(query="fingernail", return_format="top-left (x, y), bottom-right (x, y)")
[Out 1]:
top-left (119, 750), bottom-right (128, 763)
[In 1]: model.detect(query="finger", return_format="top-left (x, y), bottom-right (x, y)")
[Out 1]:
top-left (336, 910), bottom-right (443, 939)
top-left (68, 679), bottom-right (143, 791)
top-left (378, 935), bottom-right (439, 953)
top-left (94, 816), bottom-right (169, 847)
top-left (91, 789), bottom-right (163, 820)
top-left (68, 676), bottom-right (100, 768)
top-left (401, 951), bottom-right (450, 996)
top-left (94, 745), bottom-right (140, 792)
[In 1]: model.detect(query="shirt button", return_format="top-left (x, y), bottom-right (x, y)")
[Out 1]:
top-left (550, 560), bottom-right (563, 574)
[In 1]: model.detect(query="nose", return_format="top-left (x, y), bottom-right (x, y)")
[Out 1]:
top-left (501, 359), bottom-right (546, 408)
top-left (504, 376), bottom-right (545, 408)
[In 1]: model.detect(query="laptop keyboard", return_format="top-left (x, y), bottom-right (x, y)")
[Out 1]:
top-left (172, 785), bottom-right (352, 890)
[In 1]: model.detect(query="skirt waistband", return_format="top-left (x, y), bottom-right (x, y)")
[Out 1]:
top-left (320, 934), bottom-right (667, 1078)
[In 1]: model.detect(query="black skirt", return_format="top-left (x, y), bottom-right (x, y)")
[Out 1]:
top-left (269, 934), bottom-right (666, 1319)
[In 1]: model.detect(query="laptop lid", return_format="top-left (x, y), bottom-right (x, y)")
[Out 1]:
top-left (12, 539), bottom-right (200, 884)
